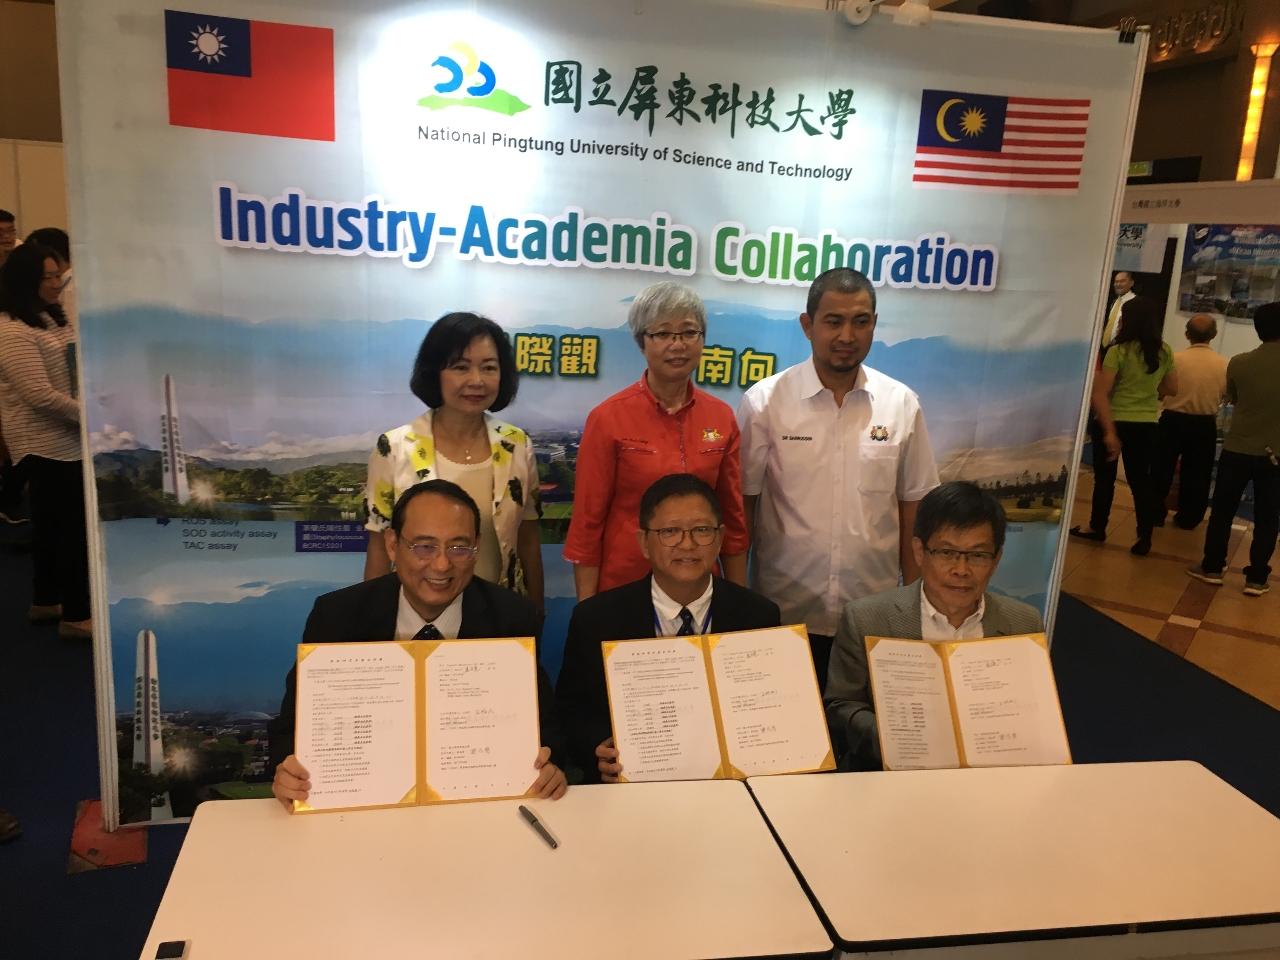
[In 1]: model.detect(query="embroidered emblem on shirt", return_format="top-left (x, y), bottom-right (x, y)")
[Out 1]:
top-left (869, 425), bottom-right (891, 441)
top-left (702, 427), bottom-right (723, 442)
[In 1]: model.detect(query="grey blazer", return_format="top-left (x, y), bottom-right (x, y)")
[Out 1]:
top-left (823, 580), bottom-right (1045, 769)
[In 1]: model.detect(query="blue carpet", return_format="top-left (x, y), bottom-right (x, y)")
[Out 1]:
top-left (1, 535), bottom-right (1277, 957)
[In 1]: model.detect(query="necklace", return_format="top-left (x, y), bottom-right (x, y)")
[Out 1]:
top-left (436, 415), bottom-right (487, 463)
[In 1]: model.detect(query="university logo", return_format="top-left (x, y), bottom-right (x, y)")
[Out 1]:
top-left (418, 42), bottom-right (530, 116)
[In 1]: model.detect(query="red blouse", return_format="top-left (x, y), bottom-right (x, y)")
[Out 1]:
top-left (564, 375), bottom-right (749, 592)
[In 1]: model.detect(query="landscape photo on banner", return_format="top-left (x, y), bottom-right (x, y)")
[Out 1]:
top-left (57, 0), bottom-right (1140, 823)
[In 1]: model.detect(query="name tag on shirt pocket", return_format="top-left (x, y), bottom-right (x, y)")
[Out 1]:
top-left (858, 443), bottom-right (899, 494)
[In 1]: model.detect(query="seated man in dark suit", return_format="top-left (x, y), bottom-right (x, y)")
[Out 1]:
top-left (557, 473), bottom-right (780, 783)
top-left (270, 479), bottom-right (567, 808)
top-left (825, 480), bottom-right (1045, 770)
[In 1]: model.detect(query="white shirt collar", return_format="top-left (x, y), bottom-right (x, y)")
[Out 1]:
top-left (395, 586), bottom-right (465, 640)
top-left (797, 357), bottom-right (869, 401)
top-left (919, 584), bottom-right (985, 642)
top-left (650, 576), bottom-right (714, 636)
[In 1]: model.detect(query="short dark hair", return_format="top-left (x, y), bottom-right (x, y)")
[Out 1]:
top-left (0, 241), bottom-right (66, 329)
top-left (806, 268), bottom-right (876, 318)
top-left (389, 479), bottom-right (481, 537)
top-left (25, 227), bottom-right (69, 264)
top-left (639, 473), bottom-right (722, 529)
top-left (913, 481), bottom-right (1007, 553)
top-left (1253, 302), bottom-right (1280, 343)
top-left (0, 209), bottom-right (14, 224)
top-left (409, 312), bottom-right (518, 411)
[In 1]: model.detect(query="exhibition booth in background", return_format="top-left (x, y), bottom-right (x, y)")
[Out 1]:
top-left (51, 0), bottom-right (1148, 830)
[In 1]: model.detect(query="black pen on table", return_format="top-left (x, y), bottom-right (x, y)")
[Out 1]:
top-left (518, 804), bottom-right (558, 849)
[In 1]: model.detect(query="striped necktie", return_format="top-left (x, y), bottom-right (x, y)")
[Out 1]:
top-left (676, 608), bottom-right (696, 635)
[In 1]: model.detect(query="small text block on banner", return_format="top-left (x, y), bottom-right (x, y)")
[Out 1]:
top-left (295, 522), bottom-right (367, 553)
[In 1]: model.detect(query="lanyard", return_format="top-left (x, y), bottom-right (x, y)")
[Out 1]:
top-left (652, 605), bottom-right (713, 637)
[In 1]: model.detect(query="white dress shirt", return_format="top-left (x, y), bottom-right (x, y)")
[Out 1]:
top-left (394, 587), bottom-right (464, 640)
top-left (920, 587), bottom-right (985, 642)
top-left (650, 577), bottom-right (714, 636)
top-left (738, 360), bottom-right (939, 636)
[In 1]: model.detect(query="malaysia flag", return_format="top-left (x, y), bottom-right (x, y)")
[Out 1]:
top-left (913, 88), bottom-right (1090, 193)
top-left (165, 9), bottom-right (334, 141)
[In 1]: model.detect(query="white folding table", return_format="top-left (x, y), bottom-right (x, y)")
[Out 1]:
top-left (748, 761), bottom-right (1280, 958)
top-left (139, 779), bottom-right (833, 959)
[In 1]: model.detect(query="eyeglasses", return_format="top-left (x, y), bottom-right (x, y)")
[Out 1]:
top-left (643, 524), bottom-right (721, 546)
top-left (644, 329), bottom-right (704, 345)
top-left (403, 541), bottom-right (479, 563)
top-left (924, 547), bottom-right (996, 569)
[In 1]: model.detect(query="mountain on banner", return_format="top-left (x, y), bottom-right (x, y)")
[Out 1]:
top-left (913, 88), bottom-right (1090, 193)
top-left (164, 9), bottom-right (334, 141)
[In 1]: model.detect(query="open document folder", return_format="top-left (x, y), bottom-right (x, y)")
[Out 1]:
top-left (603, 625), bottom-right (835, 782)
top-left (866, 633), bottom-right (1071, 771)
top-left (293, 637), bottom-right (541, 813)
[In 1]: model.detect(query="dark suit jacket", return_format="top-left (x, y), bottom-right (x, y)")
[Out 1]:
top-left (555, 575), bottom-right (781, 783)
top-left (823, 580), bottom-right (1045, 770)
top-left (268, 574), bottom-right (563, 772)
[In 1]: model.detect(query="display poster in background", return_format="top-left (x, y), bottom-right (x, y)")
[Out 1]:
top-left (1178, 223), bottom-right (1280, 322)
top-left (57, 0), bottom-right (1141, 823)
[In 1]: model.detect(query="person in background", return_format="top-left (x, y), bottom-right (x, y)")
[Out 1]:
top-left (363, 312), bottom-right (543, 610)
top-left (737, 268), bottom-right (939, 691)
top-left (557, 473), bottom-right (779, 783)
top-left (565, 281), bottom-right (748, 601)
top-left (1189, 302), bottom-right (1280, 597)
top-left (25, 228), bottom-right (73, 325)
top-left (1151, 314), bottom-right (1227, 530)
top-left (0, 209), bottom-right (16, 266)
top-left (271, 480), bottom-right (566, 808)
top-left (1070, 296), bottom-right (1177, 556)
top-left (824, 481), bottom-right (1043, 770)
top-left (1102, 271), bottom-right (1136, 347)
top-left (0, 242), bottom-right (91, 639)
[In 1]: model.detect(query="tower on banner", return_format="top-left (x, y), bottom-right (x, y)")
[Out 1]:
top-left (160, 373), bottom-right (190, 504)
top-left (133, 629), bottom-right (173, 820)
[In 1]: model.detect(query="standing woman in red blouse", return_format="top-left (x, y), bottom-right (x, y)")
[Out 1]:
top-left (564, 282), bottom-right (749, 600)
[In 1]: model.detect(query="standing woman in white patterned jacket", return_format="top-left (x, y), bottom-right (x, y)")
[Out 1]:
top-left (0, 242), bottom-right (91, 639)
top-left (362, 312), bottom-right (544, 611)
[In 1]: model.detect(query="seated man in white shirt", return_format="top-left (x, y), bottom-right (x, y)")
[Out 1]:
top-left (824, 481), bottom-right (1044, 770)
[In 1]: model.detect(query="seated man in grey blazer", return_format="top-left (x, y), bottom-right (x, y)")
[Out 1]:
top-left (824, 480), bottom-right (1044, 770)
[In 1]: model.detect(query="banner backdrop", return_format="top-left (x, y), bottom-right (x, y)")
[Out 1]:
top-left (58, 0), bottom-right (1142, 824)
top-left (1178, 223), bottom-right (1280, 321)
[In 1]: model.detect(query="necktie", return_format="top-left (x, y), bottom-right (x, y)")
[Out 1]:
top-left (415, 623), bottom-right (442, 641)
top-left (677, 607), bottom-right (696, 635)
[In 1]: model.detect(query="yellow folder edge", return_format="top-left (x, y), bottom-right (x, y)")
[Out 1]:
top-left (937, 642), bottom-right (969, 768)
top-left (707, 625), bottom-right (835, 776)
top-left (419, 637), bottom-right (541, 803)
top-left (700, 632), bottom-right (738, 780)
top-left (292, 640), bottom-right (419, 814)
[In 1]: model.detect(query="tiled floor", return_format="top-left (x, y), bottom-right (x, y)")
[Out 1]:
top-left (1063, 468), bottom-right (1280, 710)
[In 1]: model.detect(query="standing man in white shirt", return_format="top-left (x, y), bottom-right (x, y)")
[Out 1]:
top-left (737, 268), bottom-right (939, 689)
top-left (1102, 271), bottom-right (1136, 347)
top-left (1152, 314), bottom-right (1228, 530)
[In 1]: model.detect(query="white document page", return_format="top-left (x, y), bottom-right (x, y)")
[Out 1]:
top-left (948, 635), bottom-right (1071, 767)
top-left (295, 642), bottom-right (416, 810)
top-left (424, 639), bottom-right (540, 801)
top-left (710, 627), bottom-right (830, 776)
top-left (866, 638), bottom-right (960, 771)
top-left (605, 638), bottom-right (722, 782)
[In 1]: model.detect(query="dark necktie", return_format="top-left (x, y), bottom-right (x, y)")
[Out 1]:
top-left (676, 607), bottom-right (696, 636)
top-left (414, 623), bottom-right (442, 640)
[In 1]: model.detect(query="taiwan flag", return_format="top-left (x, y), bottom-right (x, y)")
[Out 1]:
top-left (165, 9), bottom-right (334, 141)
